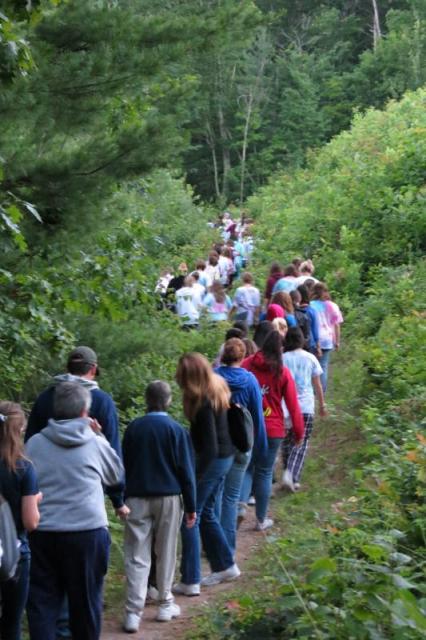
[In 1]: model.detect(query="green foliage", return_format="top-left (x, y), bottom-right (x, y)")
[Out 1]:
top-left (250, 87), bottom-right (426, 304)
top-left (0, 171), bottom-right (217, 405)
top-left (190, 88), bottom-right (426, 640)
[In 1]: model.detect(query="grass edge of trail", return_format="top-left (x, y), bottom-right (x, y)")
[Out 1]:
top-left (184, 345), bottom-right (366, 640)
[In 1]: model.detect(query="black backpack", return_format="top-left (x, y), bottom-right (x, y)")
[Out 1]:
top-left (0, 494), bottom-right (19, 581)
top-left (294, 307), bottom-right (312, 348)
top-left (227, 403), bottom-right (254, 453)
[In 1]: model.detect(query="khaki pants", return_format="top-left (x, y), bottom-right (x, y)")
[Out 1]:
top-left (124, 495), bottom-right (183, 615)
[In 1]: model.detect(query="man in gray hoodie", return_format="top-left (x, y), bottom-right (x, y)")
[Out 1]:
top-left (26, 382), bottom-right (124, 640)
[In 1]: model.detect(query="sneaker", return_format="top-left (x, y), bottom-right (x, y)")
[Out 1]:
top-left (172, 582), bottom-right (200, 597)
top-left (123, 612), bottom-right (141, 633)
top-left (282, 469), bottom-right (295, 492)
top-left (294, 482), bottom-right (301, 491)
top-left (255, 517), bottom-right (274, 531)
top-left (146, 585), bottom-right (159, 602)
top-left (237, 504), bottom-right (247, 528)
top-left (247, 495), bottom-right (256, 506)
top-left (156, 602), bottom-right (181, 622)
top-left (201, 563), bottom-right (241, 586)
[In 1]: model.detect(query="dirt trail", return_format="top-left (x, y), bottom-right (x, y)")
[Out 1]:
top-left (101, 507), bottom-right (262, 639)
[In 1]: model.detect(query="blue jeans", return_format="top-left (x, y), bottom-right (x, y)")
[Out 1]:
top-left (240, 438), bottom-right (283, 522)
top-left (220, 451), bottom-right (251, 556)
top-left (0, 553), bottom-right (30, 640)
top-left (180, 456), bottom-right (234, 585)
top-left (27, 528), bottom-right (110, 640)
top-left (318, 348), bottom-right (332, 393)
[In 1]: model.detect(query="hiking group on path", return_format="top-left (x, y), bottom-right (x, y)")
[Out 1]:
top-left (0, 211), bottom-right (343, 639)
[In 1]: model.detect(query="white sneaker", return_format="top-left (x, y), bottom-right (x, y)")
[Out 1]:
top-left (247, 496), bottom-right (256, 505)
top-left (282, 469), bottom-right (295, 492)
top-left (146, 585), bottom-right (159, 602)
top-left (156, 602), bottom-right (181, 622)
top-left (123, 612), bottom-right (141, 633)
top-left (201, 563), bottom-right (241, 586)
top-left (255, 517), bottom-right (274, 531)
top-left (172, 582), bottom-right (200, 596)
top-left (294, 482), bottom-right (301, 491)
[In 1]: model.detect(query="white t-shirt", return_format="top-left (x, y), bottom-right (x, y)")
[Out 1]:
top-left (295, 274), bottom-right (319, 286)
top-left (205, 264), bottom-right (220, 287)
top-left (192, 282), bottom-right (206, 308)
top-left (283, 349), bottom-right (322, 415)
top-left (218, 256), bottom-right (234, 285)
top-left (232, 285), bottom-right (260, 326)
top-left (176, 287), bottom-right (199, 324)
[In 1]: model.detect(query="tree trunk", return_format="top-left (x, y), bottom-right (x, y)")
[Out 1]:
top-left (218, 102), bottom-right (231, 201)
top-left (205, 120), bottom-right (220, 201)
top-left (371, 0), bottom-right (382, 49)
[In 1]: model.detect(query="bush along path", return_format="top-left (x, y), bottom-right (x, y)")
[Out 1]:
top-left (101, 344), bottom-right (367, 640)
top-left (184, 289), bottom-right (426, 640)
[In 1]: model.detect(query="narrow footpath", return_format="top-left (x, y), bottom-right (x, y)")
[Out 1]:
top-left (102, 351), bottom-right (363, 640)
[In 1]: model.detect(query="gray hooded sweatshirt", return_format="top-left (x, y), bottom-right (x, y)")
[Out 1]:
top-left (26, 417), bottom-right (123, 532)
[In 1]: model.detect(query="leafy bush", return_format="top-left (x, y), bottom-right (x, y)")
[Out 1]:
top-left (191, 90), bottom-right (426, 639)
top-left (249, 87), bottom-right (426, 304)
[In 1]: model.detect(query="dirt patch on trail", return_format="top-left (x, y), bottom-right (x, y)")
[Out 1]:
top-left (101, 507), bottom-right (263, 640)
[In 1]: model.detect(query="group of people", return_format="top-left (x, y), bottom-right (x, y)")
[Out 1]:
top-left (0, 214), bottom-right (344, 639)
top-left (155, 214), bottom-right (256, 328)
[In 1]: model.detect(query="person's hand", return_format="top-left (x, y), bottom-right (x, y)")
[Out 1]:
top-left (89, 418), bottom-right (102, 434)
top-left (185, 512), bottom-right (197, 529)
top-left (334, 342), bottom-right (340, 351)
top-left (294, 439), bottom-right (303, 448)
top-left (115, 505), bottom-right (131, 521)
top-left (319, 405), bottom-right (328, 418)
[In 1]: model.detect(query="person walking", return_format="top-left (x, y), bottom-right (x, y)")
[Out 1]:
top-left (120, 381), bottom-right (196, 633)
top-left (281, 327), bottom-right (326, 492)
top-left (26, 382), bottom-right (123, 640)
top-left (175, 275), bottom-right (200, 330)
top-left (240, 331), bottom-right (304, 530)
top-left (202, 282), bottom-right (232, 323)
top-left (229, 272), bottom-right (261, 327)
top-left (310, 283), bottom-right (344, 392)
top-left (215, 338), bottom-right (267, 554)
top-left (175, 354), bottom-right (239, 593)
top-left (0, 402), bottom-right (41, 640)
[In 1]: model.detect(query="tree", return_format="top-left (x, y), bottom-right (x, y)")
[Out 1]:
top-left (0, 0), bottom-right (211, 244)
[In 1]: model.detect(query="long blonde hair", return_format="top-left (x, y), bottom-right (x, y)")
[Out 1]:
top-left (0, 401), bottom-right (26, 472)
top-left (176, 353), bottom-right (230, 421)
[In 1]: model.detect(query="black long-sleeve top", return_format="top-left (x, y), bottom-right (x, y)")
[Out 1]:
top-left (190, 400), bottom-right (234, 477)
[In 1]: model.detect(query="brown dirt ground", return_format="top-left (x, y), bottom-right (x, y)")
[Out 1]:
top-left (101, 505), bottom-right (265, 640)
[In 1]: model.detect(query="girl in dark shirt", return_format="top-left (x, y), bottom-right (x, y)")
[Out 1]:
top-left (0, 401), bottom-right (40, 640)
top-left (174, 354), bottom-right (240, 594)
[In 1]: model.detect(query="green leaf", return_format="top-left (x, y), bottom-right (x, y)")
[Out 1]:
top-left (307, 557), bottom-right (337, 583)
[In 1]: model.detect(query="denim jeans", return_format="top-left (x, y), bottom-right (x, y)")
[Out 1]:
top-left (180, 456), bottom-right (234, 585)
top-left (28, 527), bottom-right (110, 640)
top-left (0, 553), bottom-right (30, 640)
top-left (240, 438), bottom-right (283, 522)
top-left (220, 451), bottom-right (251, 556)
top-left (318, 348), bottom-right (332, 392)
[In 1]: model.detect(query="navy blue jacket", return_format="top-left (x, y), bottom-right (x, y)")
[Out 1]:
top-left (26, 378), bottom-right (123, 507)
top-left (122, 413), bottom-right (196, 514)
top-left (214, 365), bottom-right (267, 456)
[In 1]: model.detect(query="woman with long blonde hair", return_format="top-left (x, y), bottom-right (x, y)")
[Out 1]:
top-left (0, 402), bottom-right (41, 639)
top-left (174, 353), bottom-right (240, 594)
